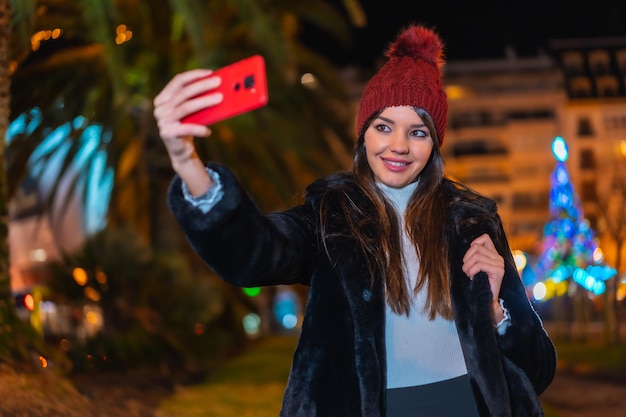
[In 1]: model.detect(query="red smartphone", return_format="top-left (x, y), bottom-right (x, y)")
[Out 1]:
top-left (182, 55), bottom-right (269, 125)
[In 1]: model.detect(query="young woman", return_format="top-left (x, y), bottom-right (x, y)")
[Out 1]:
top-left (154, 24), bottom-right (556, 417)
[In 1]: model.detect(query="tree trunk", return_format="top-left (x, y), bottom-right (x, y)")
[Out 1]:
top-left (613, 239), bottom-right (623, 345)
top-left (0, 0), bottom-right (17, 358)
top-left (603, 279), bottom-right (617, 346)
top-left (573, 285), bottom-right (591, 342)
top-left (602, 227), bottom-right (624, 347)
top-left (602, 237), bottom-right (622, 346)
top-left (0, 0), bottom-right (42, 363)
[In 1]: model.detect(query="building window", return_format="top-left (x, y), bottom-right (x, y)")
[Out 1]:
top-left (596, 75), bottom-right (619, 97)
top-left (451, 139), bottom-right (508, 157)
top-left (464, 167), bottom-right (509, 183)
top-left (513, 221), bottom-right (546, 234)
top-left (569, 76), bottom-right (592, 98)
top-left (507, 109), bottom-right (555, 121)
top-left (511, 192), bottom-right (549, 210)
top-left (579, 149), bottom-right (596, 170)
top-left (577, 117), bottom-right (595, 137)
top-left (448, 111), bottom-right (499, 129)
top-left (603, 114), bottom-right (626, 132)
top-left (617, 49), bottom-right (626, 76)
top-left (561, 51), bottom-right (585, 76)
top-left (588, 50), bottom-right (611, 76)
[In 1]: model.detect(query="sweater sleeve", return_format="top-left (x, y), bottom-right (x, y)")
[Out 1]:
top-left (181, 167), bottom-right (224, 213)
top-left (495, 298), bottom-right (511, 336)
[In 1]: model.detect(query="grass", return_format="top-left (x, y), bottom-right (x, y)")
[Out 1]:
top-left (554, 340), bottom-right (626, 373)
top-left (542, 404), bottom-right (565, 417)
top-left (157, 334), bottom-right (297, 417)
top-left (541, 337), bottom-right (626, 417)
top-left (156, 332), bottom-right (626, 417)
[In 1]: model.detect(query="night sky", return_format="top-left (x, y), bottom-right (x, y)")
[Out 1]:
top-left (303, 0), bottom-right (626, 68)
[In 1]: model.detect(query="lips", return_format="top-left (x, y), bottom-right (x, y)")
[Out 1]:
top-left (381, 158), bottom-right (411, 170)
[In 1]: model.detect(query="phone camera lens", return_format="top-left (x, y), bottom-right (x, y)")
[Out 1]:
top-left (244, 75), bottom-right (255, 89)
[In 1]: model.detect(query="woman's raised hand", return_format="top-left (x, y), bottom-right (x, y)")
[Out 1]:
top-left (153, 69), bottom-right (224, 196)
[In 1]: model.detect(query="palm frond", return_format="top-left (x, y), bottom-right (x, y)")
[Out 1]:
top-left (167, 0), bottom-right (209, 65)
top-left (290, 0), bottom-right (354, 47)
top-left (79, 0), bottom-right (126, 102)
top-left (9, 0), bottom-right (364, 238)
top-left (9, 0), bottom-right (36, 58)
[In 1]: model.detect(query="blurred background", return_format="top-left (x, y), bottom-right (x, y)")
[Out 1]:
top-left (1, 0), bottom-right (625, 405)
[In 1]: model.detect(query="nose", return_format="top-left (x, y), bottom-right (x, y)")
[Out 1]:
top-left (389, 133), bottom-right (409, 154)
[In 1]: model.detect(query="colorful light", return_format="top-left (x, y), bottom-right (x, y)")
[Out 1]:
top-left (242, 287), bottom-right (261, 297)
top-left (242, 313), bottom-right (261, 337)
top-left (531, 136), bottom-right (615, 297)
top-left (512, 250), bottom-right (527, 271)
top-left (552, 136), bottom-right (568, 162)
top-left (24, 294), bottom-right (35, 311)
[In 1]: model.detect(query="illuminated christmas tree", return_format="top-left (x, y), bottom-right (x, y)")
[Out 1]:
top-left (531, 137), bottom-right (616, 300)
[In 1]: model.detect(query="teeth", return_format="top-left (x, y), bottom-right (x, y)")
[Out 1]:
top-left (386, 160), bottom-right (408, 167)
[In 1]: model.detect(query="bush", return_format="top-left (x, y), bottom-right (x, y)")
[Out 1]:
top-left (43, 226), bottom-right (250, 375)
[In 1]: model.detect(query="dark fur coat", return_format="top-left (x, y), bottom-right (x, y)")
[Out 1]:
top-left (168, 163), bottom-right (557, 417)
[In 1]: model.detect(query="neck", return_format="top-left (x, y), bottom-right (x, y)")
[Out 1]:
top-left (377, 181), bottom-right (418, 213)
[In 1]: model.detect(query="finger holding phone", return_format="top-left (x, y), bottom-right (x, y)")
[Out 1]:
top-left (154, 56), bottom-right (268, 196)
top-left (153, 69), bottom-right (224, 196)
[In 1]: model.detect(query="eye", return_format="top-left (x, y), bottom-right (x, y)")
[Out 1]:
top-left (409, 128), bottom-right (429, 138)
top-left (373, 123), bottom-right (391, 132)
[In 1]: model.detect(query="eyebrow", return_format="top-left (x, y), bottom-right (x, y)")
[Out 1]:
top-left (376, 115), bottom-right (427, 129)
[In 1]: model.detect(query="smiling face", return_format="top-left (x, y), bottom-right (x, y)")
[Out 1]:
top-left (363, 106), bottom-right (435, 188)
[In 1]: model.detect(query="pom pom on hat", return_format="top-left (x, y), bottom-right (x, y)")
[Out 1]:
top-left (356, 25), bottom-right (448, 146)
top-left (386, 25), bottom-right (445, 71)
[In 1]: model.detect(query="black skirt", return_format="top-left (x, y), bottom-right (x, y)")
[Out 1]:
top-left (386, 374), bottom-right (479, 417)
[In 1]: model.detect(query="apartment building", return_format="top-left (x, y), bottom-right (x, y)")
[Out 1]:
top-left (443, 50), bottom-right (566, 253)
top-left (440, 39), bottom-right (626, 260)
top-left (548, 37), bottom-right (626, 243)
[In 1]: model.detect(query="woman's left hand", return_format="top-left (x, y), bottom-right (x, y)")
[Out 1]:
top-left (462, 233), bottom-right (506, 323)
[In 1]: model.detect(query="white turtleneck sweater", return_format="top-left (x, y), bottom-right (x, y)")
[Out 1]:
top-left (377, 182), bottom-right (469, 389)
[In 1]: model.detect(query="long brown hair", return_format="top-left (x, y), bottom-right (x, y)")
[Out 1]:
top-left (348, 107), bottom-right (452, 319)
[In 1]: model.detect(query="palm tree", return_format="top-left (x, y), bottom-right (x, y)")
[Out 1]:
top-left (8, 0), bottom-right (360, 253)
top-left (0, 0), bottom-right (48, 362)
top-left (0, 0), bottom-right (16, 358)
top-left (4, 0), bottom-right (365, 358)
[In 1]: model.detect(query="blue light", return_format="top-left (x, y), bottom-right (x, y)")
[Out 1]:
top-left (520, 263), bottom-right (537, 286)
top-left (571, 267), bottom-right (613, 295)
top-left (73, 125), bottom-right (101, 169)
top-left (552, 265), bottom-right (569, 283)
top-left (531, 134), bottom-right (616, 296)
top-left (586, 264), bottom-right (616, 281)
top-left (273, 289), bottom-right (300, 330)
top-left (36, 140), bottom-right (72, 191)
top-left (281, 314), bottom-right (298, 329)
top-left (552, 136), bottom-right (568, 162)
top-left (555, 165), bottom-right (569, 184)
top-left (9, 111), bottom-right (114, 237)
top-left (592, 281), bottom-right (606, 295)
top-left (30, 123), bottom-right (71, 160)
top-left (6, 108), bottom-right (42, 144)
top-left (85, 150), bottom-right (113, 234)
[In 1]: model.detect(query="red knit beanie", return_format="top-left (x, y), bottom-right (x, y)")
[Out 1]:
top-left (356, 25), bottom-right (448, 146)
